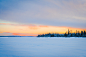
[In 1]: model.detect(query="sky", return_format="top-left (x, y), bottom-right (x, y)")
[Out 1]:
top-left (0, 0), bottom-right (86, 36)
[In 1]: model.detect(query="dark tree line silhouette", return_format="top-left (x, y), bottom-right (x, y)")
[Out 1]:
top-left (37, 29), bottom-right (86, 37)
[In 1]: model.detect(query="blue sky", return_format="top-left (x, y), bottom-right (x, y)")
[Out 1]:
top-left (0, 0), bottom-right (86, 29)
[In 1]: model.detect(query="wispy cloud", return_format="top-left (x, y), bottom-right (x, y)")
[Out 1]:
top-left (0, 22), bottom-right (85, 36)
top-left (12, 33), bottom-right (37, 36)
top-left (0, 32), bottom-right (38, 36)
top-left (0, 23), bottom-right (49, 30)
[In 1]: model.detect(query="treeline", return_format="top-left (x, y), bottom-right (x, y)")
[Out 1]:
top-left (37, 30), bottom-right (86, 37)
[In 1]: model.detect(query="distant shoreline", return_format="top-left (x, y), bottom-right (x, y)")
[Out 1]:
top-left (0, 36), bottom-right (86, 37)
top-left (0, 36), bottom-right (34, 37)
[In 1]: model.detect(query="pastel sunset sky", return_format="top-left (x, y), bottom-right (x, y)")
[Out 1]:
top-left (0, 0), bottom-right (86, 36)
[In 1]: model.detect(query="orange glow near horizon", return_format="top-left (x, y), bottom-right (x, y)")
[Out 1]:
top-left (0, 23), bottom-right (86, 36)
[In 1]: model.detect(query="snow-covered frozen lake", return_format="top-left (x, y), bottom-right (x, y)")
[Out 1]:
top-left (0, 37), bottom-right (86, 57)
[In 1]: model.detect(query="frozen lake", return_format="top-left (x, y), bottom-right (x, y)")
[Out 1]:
top-left (0, 37), bottom-right (86, 57)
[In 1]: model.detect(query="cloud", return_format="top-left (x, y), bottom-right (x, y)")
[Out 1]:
top-left (39, 25), bottom-right (48, 27)
top-left (0, 0), bottom-right (86, 28)
top-left (0, 23), bottom-right (18, 26)
top-left (0, 32), bottom-right (38, 36)
top-left (0, 23), bottom-right (49, 30)
top-left (0, 32), bottom-right (13, 36)
top-left (12, 33), bottom-right (37, 36)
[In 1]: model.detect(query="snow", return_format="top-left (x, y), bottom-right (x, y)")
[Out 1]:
top-left (0, 37), bottom-right (86, 57)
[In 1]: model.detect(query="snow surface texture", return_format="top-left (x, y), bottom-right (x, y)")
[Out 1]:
top-left (0, 37), bottom-right (86, 57)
